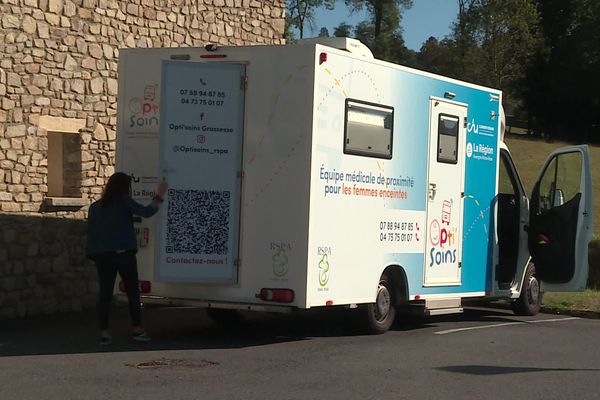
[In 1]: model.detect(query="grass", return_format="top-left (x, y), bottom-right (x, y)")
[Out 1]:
top-left (542, 290), bottom-right (600, 316)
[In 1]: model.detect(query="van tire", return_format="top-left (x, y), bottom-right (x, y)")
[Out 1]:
top-left (361, 273), bottom-right (396, 334)
top-left (512, 263), bottom-right (542, 316)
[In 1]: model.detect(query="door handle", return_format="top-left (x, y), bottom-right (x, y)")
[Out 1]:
top-left (429, 183), bottom-right (437, 201)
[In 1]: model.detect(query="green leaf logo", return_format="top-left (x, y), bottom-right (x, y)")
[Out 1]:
top-left (272, 248), bottom-right (289, 277)
top-left (318, 253), bottom-right (330, 287)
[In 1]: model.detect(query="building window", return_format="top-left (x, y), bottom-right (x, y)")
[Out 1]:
top-left (47, 132), bottom-right (82, 197)
top-left (343, 99), bottom-right (394, 159)
top-left (38, 116), bottom-right (86, 207)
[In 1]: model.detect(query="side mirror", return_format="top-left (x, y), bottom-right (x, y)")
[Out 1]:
top-left (552, 188), bottom-right (565, 207)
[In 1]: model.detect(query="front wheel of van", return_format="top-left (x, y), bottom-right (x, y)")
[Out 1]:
top-left (512, 263), bottom-right (543, 316)
top-left (361, 274), bottom-right (396, 334)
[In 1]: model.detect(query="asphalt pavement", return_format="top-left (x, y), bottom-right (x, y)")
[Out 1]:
top-left (1, 304), bottom-right (599, 400)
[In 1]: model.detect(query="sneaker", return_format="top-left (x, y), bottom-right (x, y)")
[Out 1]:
top-left (132, 331), bottom-right (151, 343)
top-left (99, 335), bottom-right (112, 346)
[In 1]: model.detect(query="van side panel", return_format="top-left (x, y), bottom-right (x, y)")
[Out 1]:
top-left (307, 48), bottom-right (500, 306)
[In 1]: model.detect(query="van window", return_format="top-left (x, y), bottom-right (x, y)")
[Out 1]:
top-left (344, 99), bottom-right (394, 159)
top-left (499, 153), bottom-right (518, 196)
top-left (437, 114), bottom-right (459, 164)
top-left (498, 150), bottom-right (525, 196)
top-left (536, 151), bottom-right (582, 213)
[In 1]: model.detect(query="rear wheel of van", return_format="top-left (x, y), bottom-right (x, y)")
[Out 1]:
top-left (512, 263), bottom-right (542, 316)
top-left (361, 273), bottom-right (396, 334)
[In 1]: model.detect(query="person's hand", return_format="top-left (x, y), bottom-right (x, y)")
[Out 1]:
top-left (156, 180), bottom-right (168, 198)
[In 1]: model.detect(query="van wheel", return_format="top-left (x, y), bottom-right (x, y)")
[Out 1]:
top-left (361, 273), bottom-right (396, 334)
top-left (512, 263), bottom-right (542, 316)
top-left (206, 308), bottom-right (243, 326)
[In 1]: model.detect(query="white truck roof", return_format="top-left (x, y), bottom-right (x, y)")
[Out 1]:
top-left (296, 37), bottom-right (374, 59)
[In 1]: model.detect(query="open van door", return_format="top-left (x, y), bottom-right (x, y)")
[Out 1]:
top-left (528, 145), bottom-right (593, 292)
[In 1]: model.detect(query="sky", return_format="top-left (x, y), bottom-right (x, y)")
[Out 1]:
top-left (306, 0), bottom-right (459, 51)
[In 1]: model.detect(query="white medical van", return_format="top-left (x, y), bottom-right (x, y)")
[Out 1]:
top-left (116, 38), bottom-right (593, 333)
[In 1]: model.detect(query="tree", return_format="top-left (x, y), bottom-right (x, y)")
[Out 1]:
top-left (451, 0), bottom-right (479, 77)
top-left (318, 27), bottom-right (330, 37)
top-left (344, 0), bottom-right (413, 64)
top-left (345, 0), bottom-right (412, 39)
top-left (525, 0), bottom-right (600, 141)
top-left (283, 15), bottom-right (297, 42)
top-left (476, 0), bottom-right (540, 90)
top-left (353, 20), bottom-right (374, 45)
top-left (446, 0), bottom-right (542, 117)
top-left (333, 22), bottom-right (354, 38)
top-left (416, 37), bottom-right (455, 76)
top-left (286, 0), bottom-right (335, 39)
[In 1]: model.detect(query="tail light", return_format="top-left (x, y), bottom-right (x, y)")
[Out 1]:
top-left (200, 54), bottom-right (227, 59)
top-left (537, 234), bottom-right (551, 245)
top-left (319, 52), bottom-right (328, 64)
top-left (140, 281), bottom-right (152, 293)
top-left (256, 288), bottom-right (295, 303)
top-left (118, 280), bottom-right (152, 294)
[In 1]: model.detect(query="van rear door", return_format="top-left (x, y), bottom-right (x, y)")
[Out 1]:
top-left (155, 60), bottom-right (246, 284)
top-left (528, 145), bottom-right (593, 291)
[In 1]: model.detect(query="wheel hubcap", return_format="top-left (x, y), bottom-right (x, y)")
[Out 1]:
top-left (527, 276), bottom-right (540, 305)
top-left (375, 284), bottom-right (391, 321)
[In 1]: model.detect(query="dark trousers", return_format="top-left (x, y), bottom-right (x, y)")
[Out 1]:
top-left (93, 251), bottom-right (141, 331)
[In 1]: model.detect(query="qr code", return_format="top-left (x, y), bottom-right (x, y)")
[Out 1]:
top-left (166, 189), bottom-right (230, 255)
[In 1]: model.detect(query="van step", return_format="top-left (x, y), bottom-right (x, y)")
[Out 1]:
top-left (424, 298), bottom-right (463, 316)
top-left (426, 307), bottom-right (463, 316)
top-left (399, 298), bottom-right (463, 316)
top-left (425, 298), bottom-right (462, 309)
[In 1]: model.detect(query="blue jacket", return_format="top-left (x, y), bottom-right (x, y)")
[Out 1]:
top-left (86, 195), bottom-right (160, 256)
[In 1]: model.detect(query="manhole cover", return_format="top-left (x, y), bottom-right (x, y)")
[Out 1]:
top-left (126, 358), bottom-right (219, 370)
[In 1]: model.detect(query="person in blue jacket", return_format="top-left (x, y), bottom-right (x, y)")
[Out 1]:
top-left (86, 172), bottom-right (168, 345)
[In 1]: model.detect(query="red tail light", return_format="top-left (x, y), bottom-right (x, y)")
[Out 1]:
top-left (140, 281), bottom-right (152, 293)
top-left (537, 234), bottom-right (551, 245)
top-left (256, 288), bottom-right (295, 303)
top-left (118, 280), bottom-right (152, 294)
top-left (200, 54), bottom-right (227, 59)
top-left (319, 52), bottom-right (328, 64)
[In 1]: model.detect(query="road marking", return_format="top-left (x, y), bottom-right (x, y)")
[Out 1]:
top-left (434, 317), bottom-right (580, 335)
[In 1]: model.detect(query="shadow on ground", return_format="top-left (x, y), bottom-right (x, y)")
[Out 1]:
top-left (0, 305), bottom-right (524, 357)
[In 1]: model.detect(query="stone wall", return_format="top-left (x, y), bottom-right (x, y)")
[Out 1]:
top-left (0, 0), bottom-right (285, 319)
top-left (0, 212), bottom-right (94, 319)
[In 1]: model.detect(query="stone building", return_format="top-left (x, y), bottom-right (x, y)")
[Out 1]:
top-left (0, 0), bottom-right (285, 319)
